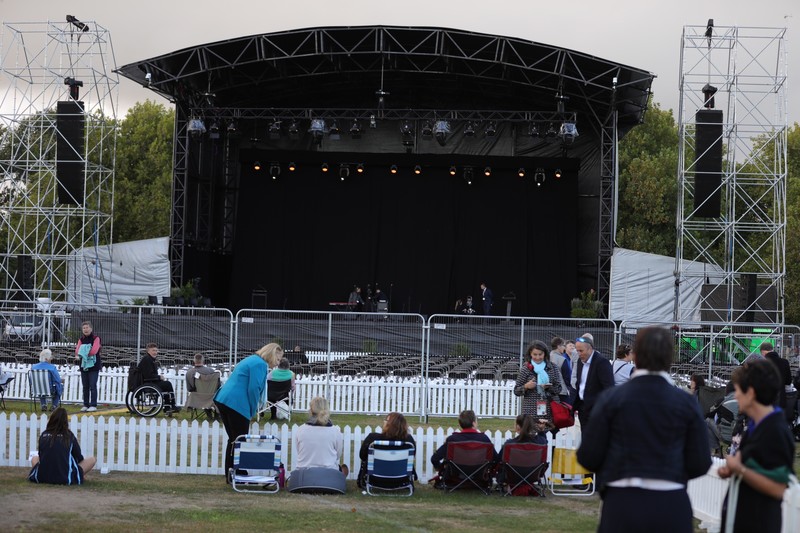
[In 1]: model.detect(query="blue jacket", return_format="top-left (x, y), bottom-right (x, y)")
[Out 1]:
top-left (31, 362), bottom-right (63, 395)
top-left (214, 354), bottom-right (268, 420)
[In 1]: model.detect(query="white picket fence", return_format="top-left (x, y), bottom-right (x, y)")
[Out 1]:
top-left (0, 363), bottom-right (519, 417)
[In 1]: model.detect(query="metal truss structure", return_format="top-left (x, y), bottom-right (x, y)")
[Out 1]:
top-left (0, 20), bottom-right (118, 304)
top-left (118, 26), bottom-right (654, 308)
top-left (674, 25), bottom-right (787, 326)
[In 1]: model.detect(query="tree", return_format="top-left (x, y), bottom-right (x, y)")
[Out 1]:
top-left (113, 101), bottom-right (174, 242)
top-left (616, 98), bottom-right (679, 256)
top-left (784, 123), bottom-right (800, 325)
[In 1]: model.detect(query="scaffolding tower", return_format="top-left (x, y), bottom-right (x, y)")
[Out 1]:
top-left (674, 24), bottom-right (787, 328)
top-left (0, 20), bottom-right (117, 304)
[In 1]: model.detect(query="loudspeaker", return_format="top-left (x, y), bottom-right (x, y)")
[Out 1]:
top-left (693, 109), bottom-right (723, 218)
top-left (15, 255), bottom-right (33, 290)
top-left (742, 273), bottom-right (757, 323)
top-left (56, 100), bottom-right (85, 205)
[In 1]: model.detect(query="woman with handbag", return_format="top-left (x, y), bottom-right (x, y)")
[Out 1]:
top-left (513, 340), bottom-right (561, 428)
top-left (717, 359), bottom-right (795, 533)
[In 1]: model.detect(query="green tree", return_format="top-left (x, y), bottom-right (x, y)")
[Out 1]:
top-left (616, 98), bottom-right (679, 256)
top-left (784, 123), bottom-right (800, 325)
top-left (113, 100), bottom-right (174, 242)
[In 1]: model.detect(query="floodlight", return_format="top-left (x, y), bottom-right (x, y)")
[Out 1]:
top-left (253, 161), bottom-right (262, 171)
top-left (559, 122), bottom-right (578, 145)
top-left (554, 168), bottom-right (562, 179)
top-left (268, 121), bottom-right (281, 140)
top-left (464, 122), bottom-right (475, 137)
top-left (339, 164), bottom-right (350, 181)
top-left (421, 121), bottom-right (433, 140)
top-left (356, 163), bottom-right (364, 174)
top-left (463, 167), bottom-right (474, 185)
top-left (400, 121), bottom-right (414, 136)
top-left (350, 119), bottom-right (362, 139)
top-left (288, 120), bottom-right (300, 139)
top-left (449, 165), bottom-right (457, 176)
top-left (534, 168), bottom-right (546, 187)
top-left (390, 164), bottom-right (398, 174)
top-left (321, 162), bottom-right (329, 172)
top-left (369, 114), bottom-right (377, 128)
top-left (528, 123), bottom-right (540, 138)
top-left (309, 119), bottom-right (325, 138)
top-left (517, 168), bottom-right (526, 178)
top-left (187, 118), bottom-right (206, 136)
top-left (288, 162), bottom-right (296, 172)
top-left (545, 123), bottom-right (558, 138)
top-left (434, 120), bottom-right (451, 146)
top-left (329, 120), bottom-right (341, 140)
top-left (483, 166), bottom-right (491, 177)
top-left (208, 121), bottom-right (220, 139)
top-left (484, 121), bottom-right (497, 137)
top-left (414, 165), bottom-right (422, 175)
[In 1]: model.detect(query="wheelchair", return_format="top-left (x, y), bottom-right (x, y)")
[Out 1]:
top-left (126, 364), bottom-right (177, 418)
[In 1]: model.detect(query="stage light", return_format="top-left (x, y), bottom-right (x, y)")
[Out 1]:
top-left (484, 121), bottom-right (497, 137)
top-left (288, 120), bottom-right (300, 139)
top-left (546, 123), bottom-right (558, 139)
top-left (369, 114), bottom-right (377, 128)
top-left (288, 162), bottom-right (296, 172)
top-left (421, 121), bottom-right (433, 140)
top-left (187, 118), bottom-right (206, 136)
top-left (268, 121), bottom-right (281, 140)
top-left (329, 120), bottom-right (341, 140)
top-left (253, 161), bottom-right (262, 171)
top-left (226, 121), bottom-right (238, 135)
top-left (269, 163), bottom-right (280, 180)
top-left (339, 164), bottom-right (350, 181)
top-left (63, 76), bottom-right (83, 100)
top-left (390, 164), bottom-right (398, 174)
top-left (464, 122), bottom-right (475, 137)
top-left (559, 122), bottom-right (578, 145)
top-left (309, 119), bottom-right (325, 143)
top-left (356, 163), bottom-right (365, 174)
top-left (434, 120), bottom-right (451, 146)
top-left (145, 72), bottom-right (152, 87)
top-left (554, 168), bottom-right (562, 179)
top-left (208, 121), bottom-right (220, 139)
top-left (463, 167), bottom-right (474, 185)
top-left (517, 167), bottom-right (526, 178)
top-left (483, 166), bottom-right (491, 177)
top-left (350, 119), bottom-right (362, 139)
top-left (449, 165), bottom-right (457, 176)
top-left (702, 83), bottom-right (718, 109)
top-left (400, 121), bottom-right (414, 136)
top-left (528, 122), bottom-right (540, 138)
top-left (414, 165), bottom-right (422, 175)
top-left (534, 168), bottom-right (546, 187)
top-left (321, 162), bottom-right (329, 172)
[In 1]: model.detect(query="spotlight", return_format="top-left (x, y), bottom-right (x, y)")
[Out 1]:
top-left (187, 118), bottom-right (206, 136)
top-left (390, 164), bottom-right (398, 174)
top-left (517, 167), bottom-right (526, 178)
top-left (527, 122), bottom-right (540, 138)
top-left (144, 72), bottom-right (152, 87)
top-left (449, 165), bottom-right (457, 176)
top-left (356, 163), bottom-right (365, 174)
top-left (268, 121), bottom-right (281, 140)
top-left (328, 120), bottom-right (341, 140)
top-left (339, 164), bottom-right (350, 181)
top-left (484, 121), bottom-right (497, 137)
top-left (288, 120), bottom-right (300, 139)
top-left (421, 121), bottom-right (433, 140)
top-left (369, 114), bottom-right (377, 128)
top-left (253, 161), bottom-right (262, 171)
top-left (309, 119), bottom-right (326, 143)
top-left (350, 119), bottom-right (362, 139)
top-left (534, 168), bottom-right (546, 187)
top-left (554, 168), bottom-right (562, 179)
top-left (269, 163), bottom-right (280, 180)
top-left (463, 167), bottom-right (474, 185)
top-left (559, 122), bottom-right (578, 145)
top-left (414, 165), bottom-right (422, 175)
top-left (483, 166), bottom-right (491, 177)
top-left (434, 120), bottom-right (451, 146)
top-left (208, 121), bottom-right (220, 139)
top-left (226, 121), bottom-right (238, 135)
top-left (288, 162), bottom-right (297, 172)
top-left (545, 123), bottom-right (558, 139)
top-left (321, 162), bottom-right (329, 172)
top-left (464, 122), bottom-right (475, 137)
top-left (400, 121), bottom-right (414, 136)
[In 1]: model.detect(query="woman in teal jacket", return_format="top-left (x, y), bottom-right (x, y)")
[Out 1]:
top-left (215, 343), bottom-right (283, 481)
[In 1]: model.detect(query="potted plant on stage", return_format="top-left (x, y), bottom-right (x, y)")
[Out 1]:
top-left (570, 289), bottom-right (603, 319)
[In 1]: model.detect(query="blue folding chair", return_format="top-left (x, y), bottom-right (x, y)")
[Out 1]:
top-left (230, 434), bottom-right (282, 494)
top-left (365, 440), bottom-right (416, 496)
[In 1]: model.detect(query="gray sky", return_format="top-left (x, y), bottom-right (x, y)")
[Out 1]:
top-left (1, 0), bottom-right (797, 121)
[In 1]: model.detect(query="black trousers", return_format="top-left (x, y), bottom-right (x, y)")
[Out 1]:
top-left (599, 487), bottom-right (693, 533)
top-left (214, 401), bottom-right (250, 479)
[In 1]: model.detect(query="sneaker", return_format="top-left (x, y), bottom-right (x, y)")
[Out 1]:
top-left (80, 406), bottom-right (89, 412)
top-left (87, 406), bottom-right (97, 412)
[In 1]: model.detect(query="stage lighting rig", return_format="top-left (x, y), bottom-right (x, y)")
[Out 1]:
top-left (421, 121), bottom-right (433, 140)
top-left (534, 168), bottom-right (546, 187)
top-left (369, 114), bottom-right (377, 128)
top-left (356, 163), bottom-right (365, 174)
top-left (63, 77), bottom-right (83, 100)
top-left (339, 164), bottom-right (350, 181)
top-left (463, 167), bottom-right (474, 185)
top-left (414, 165), bottom-right (422, 175)
top-left (309, 119), bottom-right (325, 145)
top-left (66, 15), bottom-right (89, 33)
top-left (144, 72), bottom-right (152, 87)
top-left (288, 120), bottom-right (300, 139)
top-left (463, 122), bottom-right (475, 137)
top-left (434, 120), bottom-right (451, 147)
top-left (484, 121), bottom-right (497, 137)
top-left (390, 164), bottom-right (398, 174)
top-left (517, 168), bottom-right (526, 178)
top-left (483, 166), bottom-right (492, 177)
top-left (449, 165), bottom-right (457, 176)
top-left (208, 121), bottom-right (220, 139)
top-left (268, 121), bottom-right (281, 140)
top-left (328, 120), bottom-right (341, 140)
top-left (253, 161), bottom-right (262, 171)
top-left (269, 163), bottom-right (281, 180)
top-left (288, 162), bottom-right (297, 172)
top-left (187, 117), bottom-right (206, 136)
top-left (559, 122), bottom-right (578, 145)
top-left (350, 119), bottom-right (363, 139)
top-left (554, 168), bottom-right (563, 179)
top-left (321, 162), bottom-right (329, 172)
top-left (527, 122), bottom-right (540, 138)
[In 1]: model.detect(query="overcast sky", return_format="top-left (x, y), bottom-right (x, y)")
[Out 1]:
top-left (1, 0), bottom-right (797, 122)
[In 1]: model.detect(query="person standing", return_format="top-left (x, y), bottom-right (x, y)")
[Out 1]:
top-left (214, 343), bottom-right (283, 482)
top-left (572, 335), bottom-right (614, 428)
top-left (718, 359), bottom-right (795, 533)
top-left (28, 407), bottom-right (96, 485)
top-left (480, 282), bottom-right (493, 315)
top-left (760, 341), bottom-right (792, 415)
top-left (74, 321), bottom-right (101, 412)
top-left (577, 326), bottom-right (711, 533)
top-left (347, 286), bottom-right (364, 312)
top-left (513, 340), bottom-right (562, 428)
top-left (611, 344), bottom-right (634, 386)
top-left (31, 348), bottom-right (63, 411)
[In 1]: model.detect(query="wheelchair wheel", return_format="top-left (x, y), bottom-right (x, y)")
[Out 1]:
top-left (130, 384), bottom-right (164, 417)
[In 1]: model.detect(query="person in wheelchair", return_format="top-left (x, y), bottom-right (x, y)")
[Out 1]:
top-left (137, 343), bottom-right (180, 414)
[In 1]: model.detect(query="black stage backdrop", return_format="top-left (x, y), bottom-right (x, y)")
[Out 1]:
top-left (197, 157), bottom-right (579, 317)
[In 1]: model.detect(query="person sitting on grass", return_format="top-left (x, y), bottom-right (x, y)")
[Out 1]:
top-left (28, 407), bottom-right (96, 485)
top-left (293, 396), bottom-right (347, 474)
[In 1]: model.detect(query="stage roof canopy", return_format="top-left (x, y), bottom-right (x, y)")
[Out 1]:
top-left (117, 25), bottom-right (655, 133)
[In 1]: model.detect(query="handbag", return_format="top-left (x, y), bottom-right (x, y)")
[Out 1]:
top-left (550, 400), bottom-right (575, 429)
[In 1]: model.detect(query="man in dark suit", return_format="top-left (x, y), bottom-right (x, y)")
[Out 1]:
top-left (480, 282), bottom-right (493, 316)
top-left (761, 341), bottom-right (792, 418)
top-left (572, 335), bottom-right (614, 428)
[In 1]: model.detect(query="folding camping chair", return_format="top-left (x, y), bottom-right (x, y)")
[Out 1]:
top-left (230, 434), bottom-right (282, 494)
top-left (498, 442), bottom-right (548, 497)
top-left (364, 440), bottom-right (416, 496)
top-left (441, 441), bottom-right (495, 494)
top-left (263, 378), bottom-right (293, 421)
top-left (0, 374), bottom-right (15, 410)
top-left (27, 369), bottom-right (53, 411)
top-left (185, 372), bottom-right (220, 421)
top-left (548, 447), bottom-right (595, 496)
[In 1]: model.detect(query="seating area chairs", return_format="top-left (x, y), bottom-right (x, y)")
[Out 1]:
top-left (230, 434), bottom-right (282, 494)
top-left (440, 441), bottom-right (495, 494)
top-left (262, 379), bottom-right (292, 421)
top-left (364, 440), bottom-right (416, 496)
top-left (548, 447), bottom-right (595, 496)
top-left (0, 374), bottom-right (15, 409)
top-left (27, 369), bottom-right (53, 411)
top-left (185, 372), bottom-right (220, 421)
top-left (498, 443), bottom-right (548, 497)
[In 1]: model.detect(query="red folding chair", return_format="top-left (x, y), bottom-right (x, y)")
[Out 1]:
top-left (499, 442), bottom-right (548, 497)
top-left (441, 441), bottom-right (496, 494)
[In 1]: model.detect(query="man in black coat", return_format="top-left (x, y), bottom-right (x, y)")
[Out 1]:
top-left (761, 341), bottom-right (792, 416)
top-left (137, 343), bottom-right (180, 413)
top-left (572, 335), bottom-right (614, 429)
